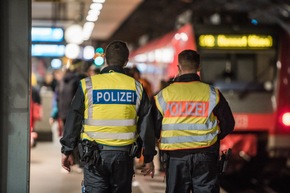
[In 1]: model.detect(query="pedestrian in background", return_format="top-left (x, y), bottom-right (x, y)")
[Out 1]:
top-left (50, 60), bottom-right (84, 128)
top-left (60, 40), bottom-right (156, 193)
top-left (87, 64), bottom-right (100, 76)
top-left (50, 59), bottom-right (86, 173)
top-left (153, 49), bottom-right (235, 193)
top-left (30, 73), bottom-right (42, 147)
top-left (130, 66), bottom-right (153, 99)
top-left (129, 66), bottom-right (154, 169)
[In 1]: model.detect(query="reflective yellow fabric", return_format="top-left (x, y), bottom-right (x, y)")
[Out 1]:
top-left (155, 81), bottom-right (220, 150)
top-left (80, 72), bottom-right (142, 146)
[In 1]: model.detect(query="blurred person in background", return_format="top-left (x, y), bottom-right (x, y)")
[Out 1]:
top-left (130, 66), bottom-right (154, 169)
top-left (30, 73), bottom-right (42, 147)
top-left (153, 50), bottom-right (235, 193)
top-left (42, 71), bottom-right (55, 91)
top-left (123, 67), bottom-right (133, 77)
top-left (87, 64), bottom-right (100, 76)
top-left (50, 59), bottom-right (87, 134)
top-left (130, 66), bottom-right (153, 98)
top-left (50, 59), bottom-right (87, 173)
top-left (49, 68), bottom-right (65, 143)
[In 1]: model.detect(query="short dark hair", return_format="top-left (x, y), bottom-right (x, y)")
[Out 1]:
top-left (178, 50), bottom-right (200, 70)
top-left (105, 40), bottom-right (129, 66)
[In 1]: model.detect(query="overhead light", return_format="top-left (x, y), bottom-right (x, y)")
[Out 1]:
top-left (83, 46), bottom-right (95, 60)
top-left (83, 22), bottom-right (95, 30)
top-left (93, 0), bottom-right (106, 3)
top-left (83, 0), bottom-right (105, 40)
top-left (65, 43), bottom-right (81, 59)
top-left (65, 24), bottom-right (83, 45)
top-left (90, 3), bottom-right (103, 10)
top-left (83, 22), bottom-right (95, 41)
top-left (86, 14), bottom-right (99, 22)
top-left (88, 9), bottom-right (100, 17)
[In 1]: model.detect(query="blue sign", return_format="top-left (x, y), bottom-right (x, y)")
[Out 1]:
top-left (93, 89), bottom-right (136, 104)
top-left (32, 27), bottom-right (64, 42)
top-left (32, 44), bottom-right (65, 57)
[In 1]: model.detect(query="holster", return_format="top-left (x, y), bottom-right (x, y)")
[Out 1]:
top-left (78, 140), bottom-right (100, 169)
top-left (160, 150), bottom-right (169, 169)
top-left (129, 137), bottom-right (142, 158)
top-left (219, 148), bottom-right (232, 175)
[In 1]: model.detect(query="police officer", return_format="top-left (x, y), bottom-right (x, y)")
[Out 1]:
top-left (60, 40), bottom-right (156, 193)
top-left (153, 50), bottom-right (235, 193)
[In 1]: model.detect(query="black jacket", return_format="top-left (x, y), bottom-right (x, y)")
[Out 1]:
top-left (56, 70), bottom-right (81, 120)
top-left (152, 73), bottom-right (235, 157)
top-left (60, 65), bottom-right (156, 163)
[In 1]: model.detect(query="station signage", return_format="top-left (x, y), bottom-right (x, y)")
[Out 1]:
top-left (32, 44), bottom-right (65, 57)
top-left (198, 34), bottom-right (273, 49)
top-left (32, 27), bottom-right (64, 43)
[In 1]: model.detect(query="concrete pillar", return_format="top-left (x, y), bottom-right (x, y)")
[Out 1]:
top-left (0, 0), bottom-right (31, 193)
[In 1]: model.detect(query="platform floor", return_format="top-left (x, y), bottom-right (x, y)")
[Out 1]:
top-left (30, 142), bottom-right (150, 193)
top-left (30, 142), bottom-right (227, 193)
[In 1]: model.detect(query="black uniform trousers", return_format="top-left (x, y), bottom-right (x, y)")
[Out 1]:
top-left (83, 150), bottom-right (134, 193)
top-left (166, 152), bottom-right (220, 193)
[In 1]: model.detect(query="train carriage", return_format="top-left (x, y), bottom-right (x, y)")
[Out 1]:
top-left (129, 23), bottom-right (290, 188)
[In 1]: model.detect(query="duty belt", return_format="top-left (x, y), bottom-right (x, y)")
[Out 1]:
top-left (97, 144), bottom-right (131, 152)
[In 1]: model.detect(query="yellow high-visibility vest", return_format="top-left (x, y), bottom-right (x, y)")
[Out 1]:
top-left (154, 81), bottom-right (220, 150)
top-left (80, 72), bottom-right (143, 146)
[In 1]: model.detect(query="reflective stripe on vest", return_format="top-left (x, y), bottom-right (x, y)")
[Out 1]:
top-left (85, 77), bottom-right (93, 120)
top-left (81, 73), bottom-right (142, 146)
top-left (84, 119), bottom-right (135, 126)
top-left (85, 131), bottom-right (136, 140)
top-left (135, 81), bottom-right (142, 112)
top-left (155, 82), bottom-right (219, 150)
top-left (161, 121), bottom-right (218, 131)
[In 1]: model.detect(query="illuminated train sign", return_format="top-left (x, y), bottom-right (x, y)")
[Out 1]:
top-left (198, 34), bottom-right (274, 49)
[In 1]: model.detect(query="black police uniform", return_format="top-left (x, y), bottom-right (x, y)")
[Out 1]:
top-left (152, 73), bottom-right (235, 193)
top-left (60, 65), bottom-right (156, 193)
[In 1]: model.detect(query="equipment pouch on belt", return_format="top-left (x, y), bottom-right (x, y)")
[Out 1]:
top-left (219, 148), bottom-right (231, 175)
top-left (129, 137), bottom-right (142, 158)
top-left (78, 140), bottom-right (100, 167)
top-left (160, 150), bottom-right (169, 169)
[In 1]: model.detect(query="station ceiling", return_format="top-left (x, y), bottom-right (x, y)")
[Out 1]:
top-left (32, 0), bottom-right (290, 47)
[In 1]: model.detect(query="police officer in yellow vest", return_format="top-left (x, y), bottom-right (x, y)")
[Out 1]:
top-left (153, 50), bottom-right (235, 193)
top-left (61, 40), bottom-right (156, 193)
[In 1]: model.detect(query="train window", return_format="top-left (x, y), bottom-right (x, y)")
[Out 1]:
top-left (200, 53), bottom-right (275, 92)
top-left (200, 52), bottom-right (276, 113)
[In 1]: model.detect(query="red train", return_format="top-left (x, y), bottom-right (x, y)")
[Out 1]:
top-left (129, 23), bottom-right (290, 181)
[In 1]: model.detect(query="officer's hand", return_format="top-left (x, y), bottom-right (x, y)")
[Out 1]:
top-left (61, 153), bottom-right (74, 172)
top-left (141, 162), bottom-right (155, 178)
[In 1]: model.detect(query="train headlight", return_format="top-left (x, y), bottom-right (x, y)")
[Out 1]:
top-left (282, 112), bottom-right (290, 126)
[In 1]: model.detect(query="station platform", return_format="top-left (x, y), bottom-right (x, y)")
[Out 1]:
top-left (30, 142), bottom-right (227, 193)
top-left (30, 141), bottom-right (165, 193)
